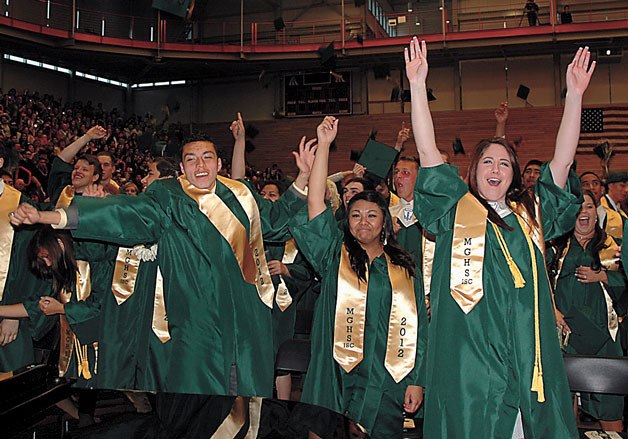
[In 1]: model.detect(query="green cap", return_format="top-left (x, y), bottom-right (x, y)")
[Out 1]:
top-left (356, 138), bottom-right (400, 180)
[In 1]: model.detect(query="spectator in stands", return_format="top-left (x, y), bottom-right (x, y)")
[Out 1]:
top-left (560, 5), bottom-right (573, 24)
top-left (96, 151), bottom-right (120, 195)
top-left (522, 159), bottom-right (543, 188)
top-left (123, 182), bottom-right (139, 196)
top-left (1, 170), bottom-right (13, 186)
top-left (524, 0), bottom-right (540, 26)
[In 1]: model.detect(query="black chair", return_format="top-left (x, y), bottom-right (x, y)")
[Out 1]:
top-left (564, 354), bottom-right (628, 395)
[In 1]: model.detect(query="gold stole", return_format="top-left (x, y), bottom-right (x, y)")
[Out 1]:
top-left (334, 246), bottom-right (418, 382)
top-left (0, 185), bottom-right (21, 301)
top-left (179, 175), bottom-right (274, 308)
top-left (601, 197), bottom-right (624, 240)
top-left (450, 193), bottom-right (488, 314)
top-left (421, 232), bottom-right (436, 296)
top-left (211, 397), bottom-right (263, 439)
top-left (111, 248), bottom-right (141, 305)
top-left (151, 267), bottom-right (170, 343)
top-left (58, 263), bottom-right (93, 379)
top-left (450, 194), bottom-right (547, 402)
top-left (553, 236), bottom-right (619, 342)
top-left (275, 239), bottom-right (298, 312)
top-left (56, 185), bottom-right (75, 209)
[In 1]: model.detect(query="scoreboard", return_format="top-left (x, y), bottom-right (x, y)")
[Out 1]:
top-left (284, 71), bottom-right (352, 117)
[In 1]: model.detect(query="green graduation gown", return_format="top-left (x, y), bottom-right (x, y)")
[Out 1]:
top-left (554, 237), bottom-right (625, 420)
top-left (414, 164), bottom-right (580, 439)
top-left (65, 177), bottom-right (304, 396)
top-left (265, 240), bottom-right (316, 358)
top-left (0, 187), bottom-right (54, 372)
top-left (23, 240), bottom-right (115, 387)
top-left (290, 208), bottom-right (428, 438)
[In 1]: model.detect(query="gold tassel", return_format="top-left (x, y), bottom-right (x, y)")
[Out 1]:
top-left (491, 223), bottom-right (526, 288)
top-left (73, 337), bottom-right (92, 380)
top-left (531, 361), bottom-right (545, 402)
top-left (513, 214), bottom-right (545, 403)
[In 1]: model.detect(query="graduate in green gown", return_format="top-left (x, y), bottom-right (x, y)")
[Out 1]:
top-left (0, 227), bottom-right (114, 387)
top-left (405, 38), bottom-right (595, 438)
top-left (290, 117), bottom-right (428, 438)
top-left (551, 191), bottom-right (625, 431)
top-left (0, 146), bottom-right (53, 372)
top-left (10, 133), bottom-right (315, 397)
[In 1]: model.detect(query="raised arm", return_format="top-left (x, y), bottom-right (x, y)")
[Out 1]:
top-left (308, 116), bottom-right (338, 220)
top-left (494, 102), bottom-right (509, 138)
top-left (405, 38), bottom-right (442, 167)
top-left (230, 112), bottom-right (246, 180)
top-left (549, 47), bottom-right (596, 188)
top-left (57, 125), bottom-right (106, 163)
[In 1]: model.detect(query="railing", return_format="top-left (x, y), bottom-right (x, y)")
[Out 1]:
top-left (1, 0), bottom-right (627, 50)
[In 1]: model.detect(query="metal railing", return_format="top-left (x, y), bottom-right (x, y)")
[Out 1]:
top-left (2, 0), bottom-right (627, 50)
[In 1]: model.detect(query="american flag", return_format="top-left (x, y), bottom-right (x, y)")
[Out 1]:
top-left (579, 107), bottom-right (628, 154)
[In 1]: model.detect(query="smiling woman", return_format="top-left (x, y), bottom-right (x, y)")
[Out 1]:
top-left (406, 37), bottom-right (595, 438)
top-left (289, 117), bottom-right (428, 438)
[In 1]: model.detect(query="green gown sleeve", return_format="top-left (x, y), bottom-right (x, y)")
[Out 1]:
top-left (605, 270), bottom-right (627, 306)
top-left (240, 179), bottom-right (306, 243)
top-left (534, 164), bottom-right (582, 242)
top-left (64, 241), bottom-right (116, 326)
top-left (413, 164), bottom-right (468, 236)
top-left (48, 156), bottom-right (73, 205)
top-left (289, 207), bottom-right (342, 275)
top-left (69, 190), bottom-right (165, 246)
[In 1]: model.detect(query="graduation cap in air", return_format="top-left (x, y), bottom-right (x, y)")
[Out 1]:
top-left (353, 138), bottom-right (400, 180)
top-left (593, 141), bottom-right (612, 161)
top-left (452, 137), bottom-right (465, 155)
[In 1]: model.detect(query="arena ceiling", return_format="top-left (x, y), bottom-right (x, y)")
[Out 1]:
top-left (0, 0), bottom-right (626, 84)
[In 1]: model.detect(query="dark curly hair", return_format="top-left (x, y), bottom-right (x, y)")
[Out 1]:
top-left (342, 190), bottom-right (416, 282)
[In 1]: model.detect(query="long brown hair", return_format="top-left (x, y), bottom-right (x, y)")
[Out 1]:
top-left (28, 226), bottom-right (77, 295)
top-left (467, 138), bottom-right (536, 230)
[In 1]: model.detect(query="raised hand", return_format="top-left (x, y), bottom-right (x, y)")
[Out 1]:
top-left (9, 202), bottom-right (41, 226)
top-left (404, 37), bottom-right (428, 86)
top-left (82, 183), bottom-right (107, 198)
top-left (292, 136), bottom-right (318, 176)
top-left (494, 102), bottom-right (509, 124)
top-left (229, 112), bottom-right (245, 143)
top-left (86, 125), bottom-right (107, 141)
top-left (316, 116), bottom-right (338, 146)
top-left (566, 47), bottom-right (596, 97)
top-left (352, 163), bottom-right (366, 178)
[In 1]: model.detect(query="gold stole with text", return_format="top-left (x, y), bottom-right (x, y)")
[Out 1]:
top-left (450, 193), bottom-right (547, 402)
top-left (334, 245), bottom-right (418, 383)
top-left (58, 261), bottom-right (93, 379)
top-left (179, 175), bottom-right (274, 308)
top-left (0, 185), bottom-right (21, 301)
top-left (275, 239), bottom-right (298, 311)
